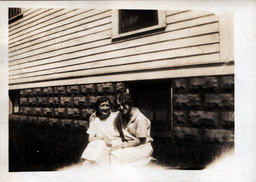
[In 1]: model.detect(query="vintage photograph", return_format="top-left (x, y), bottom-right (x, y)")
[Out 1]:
top-left (8, 6), bottom-right (235, 173)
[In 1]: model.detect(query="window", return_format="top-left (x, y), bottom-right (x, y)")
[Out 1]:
top-left (9, 90), bottom-right (20, 114)
top-left (129, 80), bottom-right (172, 135)
top-left (9, 8), bottom-right (23, 23)
top-left (112, 9), bottom-right (166, 39)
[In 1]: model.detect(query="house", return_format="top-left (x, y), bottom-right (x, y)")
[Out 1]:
top-left (8, 7), bottom-right (234, 170)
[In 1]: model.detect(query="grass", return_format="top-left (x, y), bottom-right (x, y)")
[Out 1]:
top-left (9, 119), bottom-right (234, 171)
top-left (9, 120), bottom-right (88, 171)
top-left (151, 137), bottom-right (234, 169)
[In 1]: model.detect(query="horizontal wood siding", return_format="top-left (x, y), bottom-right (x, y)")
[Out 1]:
top-left (9, 9), bottom-right (234, 89)
top-left (9, 64), bottom-right (234, 90)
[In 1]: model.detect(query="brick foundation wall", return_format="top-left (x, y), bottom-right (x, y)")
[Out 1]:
top-left (10, 75), bottom-right (234, 143)
top-left (173, 76), bottom-right (234, 143)
top-left (11, 82), bottom-right (126, 129)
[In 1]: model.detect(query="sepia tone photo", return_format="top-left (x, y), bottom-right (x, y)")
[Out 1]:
top-left (1, 0), bottom-right (255, 180)
top-left (8, 6), bottom-right (235, 173)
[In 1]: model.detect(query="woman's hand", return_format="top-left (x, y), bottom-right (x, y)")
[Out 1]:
top-left (108, 138), bottom-right (146, 154)
top-left (104, 138), bottom-right (112, 147)
top-left (108, 145), bottom-right (122, 154)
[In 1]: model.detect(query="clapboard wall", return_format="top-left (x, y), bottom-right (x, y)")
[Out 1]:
top-left (9, 8), bottom-right (234, 90)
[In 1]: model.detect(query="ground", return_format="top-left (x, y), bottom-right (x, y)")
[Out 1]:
top-left (9, 119), bottom-right (234, 172)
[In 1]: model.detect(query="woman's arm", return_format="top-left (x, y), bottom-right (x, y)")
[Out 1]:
top-left (108, 137), bottom-right (146, 153)
top-left (88, 133), bottom-right (112, 147)
top-left (123, 137), bottom-right (146, 148)
top-left (87, 115), bottom-right (102, 142)
top-left (88, 135), bottom-right (103, 142)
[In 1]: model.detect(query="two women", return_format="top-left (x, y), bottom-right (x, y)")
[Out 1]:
top-left (81, 93), bottom-right (153, 166)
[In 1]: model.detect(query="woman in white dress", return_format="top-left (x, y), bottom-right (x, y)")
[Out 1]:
top-left (108, 93), bottom-right (154, 166)
top-left (80, 96), bottom-right (123, 166)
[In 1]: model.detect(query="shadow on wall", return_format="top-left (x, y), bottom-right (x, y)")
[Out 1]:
top-left (9, 118), bottom-right (234, 172)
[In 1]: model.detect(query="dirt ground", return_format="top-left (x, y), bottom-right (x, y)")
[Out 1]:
top-left (9, 119), bottom-right (234, 172)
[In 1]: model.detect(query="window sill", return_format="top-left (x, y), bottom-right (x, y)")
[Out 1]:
top-left (111, 24), bottom-right (166, 40)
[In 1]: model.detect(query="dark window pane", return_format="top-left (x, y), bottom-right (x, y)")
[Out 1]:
top-left (155, 89), bottom-right (168, 122)
top-left (9, 90), bottom-right (20, 114)
top-left (9, 8), bottom-right (22, 22)
top-left (130, 81), bottom-right (170, 132)
top-left (119, 10), bottom-right (158, 34)
top-left (133, 89), bottom-right (154, 121)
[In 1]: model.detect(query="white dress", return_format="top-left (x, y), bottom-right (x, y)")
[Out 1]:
top-left (81, 112), bottom-right (122, 165)
top-left (110, 108), bottom-right (154, 166)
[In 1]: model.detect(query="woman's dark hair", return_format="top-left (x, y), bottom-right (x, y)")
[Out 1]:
top-left (117, 93), bottom-right (133, 107)
top-left (95, 96), bottom-right (112, 116)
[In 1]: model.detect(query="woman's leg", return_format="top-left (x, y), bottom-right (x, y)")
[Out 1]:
top-left (110, 143), bottom-right (153, 165)
top-left (81, 140), bottom-right (110, 165)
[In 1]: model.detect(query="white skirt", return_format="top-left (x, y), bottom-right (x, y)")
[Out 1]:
top-left (110, 143), bottom-right (153, 166)
top-left (81, 140), bottom-right (153, 166)
top-left (81, 140), bottom-right (110, 165)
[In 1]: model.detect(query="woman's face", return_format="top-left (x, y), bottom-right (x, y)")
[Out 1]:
top-left (117, 100), bottom-right (131, 116)
top-left (98, 101), bottom-right (111, 119)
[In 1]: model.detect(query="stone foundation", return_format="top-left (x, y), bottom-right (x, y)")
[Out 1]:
top-left (173, 75), bottom-right (234, 143)
top-left (10, 75), bottom-right (234, 143)
top-left (12, 82), bottom-right (126, 129)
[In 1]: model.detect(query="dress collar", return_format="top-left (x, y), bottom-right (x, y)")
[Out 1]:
top-left (121, 107), bottom-right (140, 126)
top-left (128, 107), bottom-right (140, 123)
